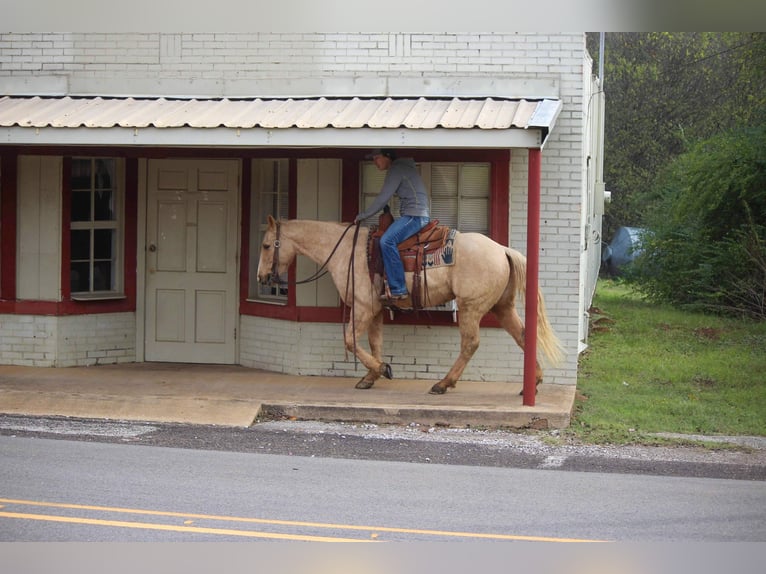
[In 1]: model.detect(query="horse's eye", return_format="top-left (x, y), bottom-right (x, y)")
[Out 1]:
top-left (262, 244), bottom-right (271, 251)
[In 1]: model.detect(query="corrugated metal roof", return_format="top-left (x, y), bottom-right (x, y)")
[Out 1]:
top-left (0, 95), bottom-right (560, 131)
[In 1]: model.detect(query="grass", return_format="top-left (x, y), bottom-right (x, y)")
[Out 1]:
top-left (568, 279), bottom-right (766, 445)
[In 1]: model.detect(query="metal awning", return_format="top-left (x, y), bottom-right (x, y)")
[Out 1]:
top-left (0, 96), bottom-right (562, 149)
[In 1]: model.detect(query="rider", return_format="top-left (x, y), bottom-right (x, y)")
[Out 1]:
top-left (354, 149), bottom-right (430, 310)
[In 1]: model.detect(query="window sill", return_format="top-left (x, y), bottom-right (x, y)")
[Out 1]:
top-left (245, 298), bottom-right (288, 306)
top-left (70, 292), bottom-right (127, 302)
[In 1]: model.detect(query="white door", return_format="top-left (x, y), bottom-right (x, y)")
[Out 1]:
top-left (145, 159), bottom-right (239, 363)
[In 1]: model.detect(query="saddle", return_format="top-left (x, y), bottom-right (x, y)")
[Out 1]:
top-left (366, 207), bottom-right (456, 311)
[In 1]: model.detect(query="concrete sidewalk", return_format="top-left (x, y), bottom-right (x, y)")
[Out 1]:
top-left (0, 363), bottom-right (576, 429)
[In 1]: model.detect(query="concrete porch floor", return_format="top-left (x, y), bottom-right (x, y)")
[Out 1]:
top-left (0, 363), bottom-right (576, 429)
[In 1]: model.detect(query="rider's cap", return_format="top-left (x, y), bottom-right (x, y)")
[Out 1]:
top-left (365, 148), bottom-right (397, 160)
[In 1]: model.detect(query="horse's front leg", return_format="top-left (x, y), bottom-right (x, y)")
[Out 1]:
top-left (355, 311), bottom-right (385, 389)
top-left (344, 310), bottom-right (392, 389)
top-left (429, 309), bottom-right (481, 395)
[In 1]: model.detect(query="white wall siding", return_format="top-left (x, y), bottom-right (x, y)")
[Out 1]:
top-left (16, 155), bottom-right (62, 301)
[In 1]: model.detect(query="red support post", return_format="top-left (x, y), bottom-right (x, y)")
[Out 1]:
top-left (523, 148), bottom-right (542, 406)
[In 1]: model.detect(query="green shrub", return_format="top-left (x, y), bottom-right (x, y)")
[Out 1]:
top-left (632, 127), bottom-right (766, 318)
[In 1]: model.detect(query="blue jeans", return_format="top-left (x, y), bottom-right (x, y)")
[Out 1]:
top-left (380, 215), bottom-right (430, 296)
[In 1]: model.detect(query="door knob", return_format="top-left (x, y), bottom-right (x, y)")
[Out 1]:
top-left (148, 243), bottom-right (157, 252)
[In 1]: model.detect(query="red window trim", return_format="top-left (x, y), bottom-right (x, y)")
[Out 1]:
top-left (240, 149), bottom-right (510, 328)
top-left (2, 146), bottom-right (509, 328)
top-left (0, 150), bottom-right (137, 315)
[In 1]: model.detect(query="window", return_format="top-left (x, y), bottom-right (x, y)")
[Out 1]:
top-left (249, 158), bottom-right (290, 302)
top-left (69, 158), bottom-right (124, 297)
top-left (360, 161), bottom-right (490, 234)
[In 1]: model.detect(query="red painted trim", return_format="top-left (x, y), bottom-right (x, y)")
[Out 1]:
top-left (239, 159), bottom-right (252, 314)
top-left (0, 299), bottom-right (132, 315)
top-left (123, 157), bottom-right (138, 307)
top-left (523, 148), bottom-right (542, 407)
top-left (59, 156), bottom-right (136, 313)
top-left (0, 152), bottom-right (17, 301)
top-left (341, 158), bottom-right (359, 222)
top-left (286, 159), bottom-right (298, 308)
top-left (241, 301), bottom-right (298, 321)
top-left (297, 307), bottom-right (345, 322)
top-left (1, 153), bottom-right (137, 316)
top-left (3, 146), bottom-right (512, 328)
top-left (490, 154), bottom-right (510, 246)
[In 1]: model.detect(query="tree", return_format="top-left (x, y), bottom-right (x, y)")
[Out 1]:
top-left (631, 126), bottom-right (766, 318)
top-left (587, 32), bottom-right (766, 240)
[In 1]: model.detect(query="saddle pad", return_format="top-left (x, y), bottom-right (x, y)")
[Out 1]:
top-left (366, 227), bottom-right (457, 279)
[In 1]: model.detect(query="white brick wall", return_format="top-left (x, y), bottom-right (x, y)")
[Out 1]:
top-left (0, 313), bottom-right (136, 367)
top-left (0, 315), bottom-right (57, 366)
top-left (240, 316), bottom-right (573, 385)
top-left (1, 32), bottom-right (584, 99)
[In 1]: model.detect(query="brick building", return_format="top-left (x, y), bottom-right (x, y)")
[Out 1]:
top-left (0, 32), bottom-right (605, 387)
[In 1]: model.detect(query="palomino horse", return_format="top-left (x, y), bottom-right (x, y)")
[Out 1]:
top-left (256, 216), bottom-right (563, 395)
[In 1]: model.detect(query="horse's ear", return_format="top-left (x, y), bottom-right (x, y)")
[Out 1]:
top-left (267, 215), bottom-right (276, 228)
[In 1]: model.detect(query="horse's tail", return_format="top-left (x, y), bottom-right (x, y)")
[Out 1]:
top-left (505, 248), bottom-right (565, 367)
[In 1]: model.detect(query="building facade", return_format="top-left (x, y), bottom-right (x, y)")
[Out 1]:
top-left (0, 32), bottom-right (605, 386)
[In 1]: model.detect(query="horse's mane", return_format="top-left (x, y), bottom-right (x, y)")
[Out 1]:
top-left (281, 219), bottom-right (366, 237)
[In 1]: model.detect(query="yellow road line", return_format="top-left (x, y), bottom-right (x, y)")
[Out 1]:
top-left (0, 511), bottom-right (367, 542)
top-left (0, 497), bottom-right (606, 543)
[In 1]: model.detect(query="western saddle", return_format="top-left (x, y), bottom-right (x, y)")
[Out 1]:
top-left (366, 206), bottom-right (453, 310)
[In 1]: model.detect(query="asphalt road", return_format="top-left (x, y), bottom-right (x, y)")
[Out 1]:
top-left (1, 414), bottom-right (764, 481)
top-left (1, 415), bottom-right (765, 545)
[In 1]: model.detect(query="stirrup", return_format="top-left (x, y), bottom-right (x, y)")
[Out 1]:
top-left (381, 293), bottom-right (413, 311)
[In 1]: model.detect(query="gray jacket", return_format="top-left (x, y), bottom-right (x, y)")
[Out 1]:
top-left (357, 158), bottom-right (430, 220)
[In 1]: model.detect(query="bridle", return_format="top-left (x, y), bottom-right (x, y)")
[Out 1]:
top-left (268, 220), bottom-right (285, 286)
top-left (268, 220), bottom-right (359, 287)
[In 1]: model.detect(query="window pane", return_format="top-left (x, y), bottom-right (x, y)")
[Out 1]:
top-left (459, 198), bottom-right (489, 232)
top-left (94, 190), bottom-right (114, 221)
top-left (70, 261), bottom-right (90, 292)
top-left (94, 229), bottom-right (114, 260)
top-left (431, 197), bottom-right (458, 228)
top-left (250, 158), bottom-right (289, 301)
top-left (71, 158), bottom-right (91, 190)
top-left (431, 164), bottom-right (458, 197)
top-left (94, 159), bottom-right (114, 190)
top-left (93, 260), bottom-right (113, 291)
top-left (68, 157), bottom-right (122, 294)
top-left (460, 164), bottom-right (490, 197)
top-left (71, 191), bottom-right (91, 221)
top-left (70, 230), bottom-right (91, 260)
top-left (259, 193), bottom-right (280, 222)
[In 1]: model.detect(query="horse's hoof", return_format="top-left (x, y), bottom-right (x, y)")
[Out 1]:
top-left (429, 383), bottom-right (447, 395)
top-left (382, 363), bottom-right (393, 379)
top-left (518, 388), bottom-right (540, 396)
top-left (355, 379), bottom-right (375, 390)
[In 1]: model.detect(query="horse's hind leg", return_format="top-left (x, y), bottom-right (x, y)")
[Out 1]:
top-left (355, 312), bottom-right (385, 389)
top-left (429, 309), bottom-right (482, 395)
top-left (491, 302), bottom-right (544, 393)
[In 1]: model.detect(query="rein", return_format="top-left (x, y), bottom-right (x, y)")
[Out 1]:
top-left (268, 220), bottom-right (363, 365)
top-left (270, 220), bottom-right (358, 286)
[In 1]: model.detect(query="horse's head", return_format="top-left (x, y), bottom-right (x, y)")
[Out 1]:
top-left (256, 215), bottom-right (295, 285)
